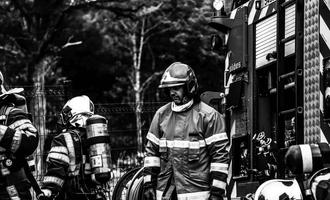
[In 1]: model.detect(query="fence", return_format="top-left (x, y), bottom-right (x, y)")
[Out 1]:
top-left (6, 83), bottom-right (164, 199)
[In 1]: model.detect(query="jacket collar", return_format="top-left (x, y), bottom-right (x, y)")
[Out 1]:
top-left (171, 99), bottom-right (193, 112)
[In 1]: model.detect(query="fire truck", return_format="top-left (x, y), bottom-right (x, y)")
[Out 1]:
top-left (112, 0), bottom-right (330, 199)
top-left (208, 0), bottom-right (330, 198)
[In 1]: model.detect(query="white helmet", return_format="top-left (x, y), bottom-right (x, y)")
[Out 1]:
top-left (309, 168), bottom-right (330, 200)
top-left (60, 95), bottom-right (94, 128)
top-left (254, 179), bottom-right (303, 200)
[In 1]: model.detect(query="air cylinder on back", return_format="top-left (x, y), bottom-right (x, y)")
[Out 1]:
top-left (86, 114), bottom-right (112, 184)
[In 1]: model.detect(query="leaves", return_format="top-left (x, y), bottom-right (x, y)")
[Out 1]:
top-left (1, 0), bottom-right (225, 132)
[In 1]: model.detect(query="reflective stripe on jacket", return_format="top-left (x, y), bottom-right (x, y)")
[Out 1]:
top-left (144, 101), bottom-right (229, 199)
top-left (42, 129), bottom-right (82, 194)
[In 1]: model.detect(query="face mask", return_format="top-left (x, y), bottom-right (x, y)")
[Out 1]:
top-left (69, 114), bottom-right (91, 128)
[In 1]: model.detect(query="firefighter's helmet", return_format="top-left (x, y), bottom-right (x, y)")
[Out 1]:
top-left (254, 179), bottom-right (303, 200)
top-left (308, 167), bottom-right (330, 200)
top-left (159, 62), bottom-right (198, 96)
top-left (60, 95), bottom-right (94, 128)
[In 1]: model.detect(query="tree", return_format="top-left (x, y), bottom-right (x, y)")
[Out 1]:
top-left (85, 0), bottom-right (223, 157)
top-left (0, 0), bottom-right (140, 175)
top-left (0, 0), bottom-right (224, 171)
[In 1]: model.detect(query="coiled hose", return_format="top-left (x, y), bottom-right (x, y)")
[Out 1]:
top-left (112, 167), bottom-right (144, 200)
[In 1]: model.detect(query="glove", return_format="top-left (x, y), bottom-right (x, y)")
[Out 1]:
top-left (38, 189), bottom-right (52, 200)
top-left (209, 186), bottom-right (225, 200)
top-left (143, 182), bottom-right (156, 200)
top-left (209, 194), bottom-right (224, 200)
top-left (143, 167), bottom-right (158, 200)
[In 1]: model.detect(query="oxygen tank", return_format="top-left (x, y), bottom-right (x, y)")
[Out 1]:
top-left (285, 143), bottom-right (330, 174)
top-left (86, 114), bottom-right (112, 184)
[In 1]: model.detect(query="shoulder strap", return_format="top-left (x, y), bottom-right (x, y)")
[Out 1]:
top-left (0, 105), bottom-right (14, 125)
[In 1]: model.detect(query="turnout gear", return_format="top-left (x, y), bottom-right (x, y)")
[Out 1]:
top-left (143, 182), bottom-right (156, 200)
top-left (42, 95), bottom-right (98, 200)
top-left (159, 62), bottom-right (198, 96)
top-left (143, 101), bottom-right (229, 200)
top-left (0, 71), bottom-right (38, 200)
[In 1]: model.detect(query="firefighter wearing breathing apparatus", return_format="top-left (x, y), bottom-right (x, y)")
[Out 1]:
top-left (0, 71), bottom-right (38, 200)
top-left (143, 62), bottom-right (230, 200)
top-left (40, 95), bottom-right (111, 200)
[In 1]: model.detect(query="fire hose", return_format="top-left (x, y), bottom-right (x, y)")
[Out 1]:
top-left (112, 167), bottom-right (144, 200)
top-left (126, 167), bottom-right (144, 200)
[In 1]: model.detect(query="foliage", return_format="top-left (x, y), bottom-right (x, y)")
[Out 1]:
top-left (0, 0), bottom-right (224, 138)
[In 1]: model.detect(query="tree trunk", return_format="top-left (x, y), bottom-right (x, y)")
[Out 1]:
top-left (131, 19), bottom-right (145, 162)
top-left (31, 56), bottom-right (51, 179)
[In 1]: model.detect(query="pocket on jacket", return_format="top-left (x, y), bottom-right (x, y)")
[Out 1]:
top-left (189, 170), bottom-right (209, 184)
top-left (159, 137), bottom-right (168, 161)
top-left (188, 135), bottom-right (200, 162)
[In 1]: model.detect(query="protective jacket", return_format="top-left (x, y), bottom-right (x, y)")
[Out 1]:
top-left (42, 128), bottom-right (94, 200)
top-left (0, 94), bottom-right (38, 200)
top-left (144, 101), bottom-right (229, 200)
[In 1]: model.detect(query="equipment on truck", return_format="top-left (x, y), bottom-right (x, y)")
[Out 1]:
top-left (208, 0), bottom-right (330, 198)
top-left (113, 0), bottom-right (330, 199)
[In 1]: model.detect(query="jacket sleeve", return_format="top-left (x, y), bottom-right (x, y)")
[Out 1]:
top-left (0, 108), bottom-right (38, 157)
top-left (143, 110), bottom-right (161, 184)
top-left (42, 133), bottom-right (69, 195)
top-left (204, 111), bottom-right (229, 195)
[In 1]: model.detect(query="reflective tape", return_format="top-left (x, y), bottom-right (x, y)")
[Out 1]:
top-left (63, 133), bottom-right (79, 176)
top-left (300, 144), bottom-right (313, 173)
top-left (189, 141), bottom-right (200, 149)
top-left (50, 146), bottom-right (68, 155)
top-left (205, 132), bottom-right (228, 145)
top-left (43, 176), bottom-right (64, 187)
top-left (166, 140), bottom-right (206, 148)
top-left (156, 190), bottom-right (164, 200)
top-left (210, 163), bottom-right (229, 174)
top-left (146, 132), bottom-right (159, 145)
top-left (9, 119), bottom-right (31, 130)
top-left (11, 130), bottom-right (22, 153)
top-left (212, 179), bottom-right (227, 190)
top-left (47, 152), bottom-right (70, 164)
top-left (144, 175), bottom-right (151, 183)
top-left (0, 125), bottom-right (8, 142)
top-left (148, 134), bottom-right (208, 149)
top-left (159, 138), bottom-right (166, 148)
top-left (144, 156), bottom-right (160, 167)
top-left (177, 191), bottom-right (210, 200)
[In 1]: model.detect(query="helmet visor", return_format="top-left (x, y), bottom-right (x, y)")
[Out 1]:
top-left (159, 82), bottom-right (185, 88)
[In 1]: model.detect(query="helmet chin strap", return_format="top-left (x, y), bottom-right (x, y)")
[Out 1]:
top-left (171, 99), bottom-right (193, 112)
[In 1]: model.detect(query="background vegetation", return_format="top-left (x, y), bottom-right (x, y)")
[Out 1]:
top-left (0, 0), bottom-right (225, 164)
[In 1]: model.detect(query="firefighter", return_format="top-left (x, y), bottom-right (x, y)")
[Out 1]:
top-left (0, 71), bottom-right (38, 200)
top-left (143, 62), bottom-right (230, 200)
top-left (40, 95), bottom-right (96, 200)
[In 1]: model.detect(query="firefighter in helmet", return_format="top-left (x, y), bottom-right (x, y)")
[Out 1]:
top-left (143, 62), bottom-right (229, 200)
top-left (40, 95), bottom-right (96, 200)
top-left (0, 71), bottom-right (38, 200)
